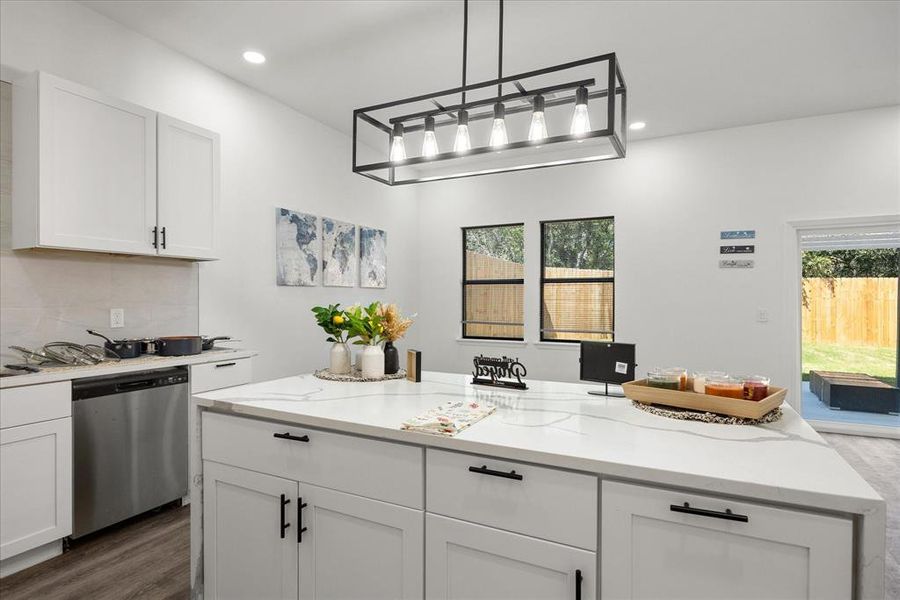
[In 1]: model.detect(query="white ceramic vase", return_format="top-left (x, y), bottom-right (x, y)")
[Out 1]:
top-left (329, 342), bottom-right (351, 375)
top-left (360, 344), bottom-right (385, 379)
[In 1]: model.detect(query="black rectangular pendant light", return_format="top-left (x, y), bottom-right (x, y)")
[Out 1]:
top-left (352, 1), bottom-right (627, 186)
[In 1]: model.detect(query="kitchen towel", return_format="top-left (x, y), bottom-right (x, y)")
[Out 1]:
top-left (401, 399), bottom-right (495, 436)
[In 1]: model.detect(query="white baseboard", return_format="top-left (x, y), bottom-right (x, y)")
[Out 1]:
top-left (809, 419), bottom-right (900, 439)
top-left (0, 539), bottom-right (63, 578)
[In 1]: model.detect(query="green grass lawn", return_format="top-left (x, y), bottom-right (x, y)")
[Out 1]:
top-left (802, 343), bottom-right (898, 387)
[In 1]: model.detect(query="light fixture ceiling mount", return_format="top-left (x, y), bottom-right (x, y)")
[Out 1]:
top-left (352, 0), bottom-right (627, 185)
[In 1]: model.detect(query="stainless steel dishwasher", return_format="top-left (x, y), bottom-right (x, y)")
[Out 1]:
top-left (71, 366), bottom-right (189, 538)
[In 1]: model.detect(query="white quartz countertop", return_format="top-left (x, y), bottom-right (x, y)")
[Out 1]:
top-left (194, 371), bottom-right (883, 516)
top-left (0, 348), bottom-right (257, 388)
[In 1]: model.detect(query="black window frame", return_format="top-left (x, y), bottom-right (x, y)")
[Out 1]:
top-left (539, 216), bottom-right (615, 343)
top-left (462, 223), bottom-right (526, 341)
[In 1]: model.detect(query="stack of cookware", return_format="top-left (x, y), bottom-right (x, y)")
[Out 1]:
top-left (86, 331), bottom-right (232, 358)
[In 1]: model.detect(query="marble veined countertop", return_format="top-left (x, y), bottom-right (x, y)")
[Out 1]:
top-left (194, 371), bottom-right (883, 516)
top-left (0, 348), bottom-right (257, 389)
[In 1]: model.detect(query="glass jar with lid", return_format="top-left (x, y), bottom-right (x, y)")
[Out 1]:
top-left (741, 375), bottom-right (770, 401)
top-left (647, 368), bottom-right (681, 390)
top-left (704, 374), bottom-right (744, 398)
top-left (692, 370), bottom-right (727, 394)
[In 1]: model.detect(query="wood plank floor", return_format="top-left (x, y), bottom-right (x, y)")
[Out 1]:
top-left (0, 504), bottom-right (189, 600)
top-left (0, 434), bottom-right (896, 599)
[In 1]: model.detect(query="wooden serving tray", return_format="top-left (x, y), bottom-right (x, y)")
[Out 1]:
top-left (622, 379), bottom-right (786, 419)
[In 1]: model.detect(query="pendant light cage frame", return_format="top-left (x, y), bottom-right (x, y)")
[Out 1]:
top-left (352, 53), bottom-right (627, 186)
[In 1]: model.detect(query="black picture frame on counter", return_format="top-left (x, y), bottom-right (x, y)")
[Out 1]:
top-left (580, 341), bottom-right (635, 397)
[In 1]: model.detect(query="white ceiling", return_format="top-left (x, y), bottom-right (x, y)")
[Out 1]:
top-left (81, 0), bottom-right (899, 141)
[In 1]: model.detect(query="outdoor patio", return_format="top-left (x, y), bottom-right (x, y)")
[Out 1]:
top-left (801, 381), bottom-right (900, 427)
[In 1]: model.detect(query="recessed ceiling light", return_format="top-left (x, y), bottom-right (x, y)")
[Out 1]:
top-left (242, 50), bottom-right (266, 64)
top-left (629, 121), bottom-right (646, 130)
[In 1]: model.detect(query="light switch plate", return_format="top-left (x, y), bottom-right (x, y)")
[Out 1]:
top-left (110, 308), bottom-right (125, 328)
top-left (756, 308), bottom-right (769, 323)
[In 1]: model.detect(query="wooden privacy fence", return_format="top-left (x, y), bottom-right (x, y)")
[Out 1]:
top-left (802, 277), bottom-right (898, 347)
top-left (463, 251), bottom-right (614, 339)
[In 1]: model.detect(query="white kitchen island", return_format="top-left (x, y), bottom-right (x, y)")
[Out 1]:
top-left (191, 371), bottom-right (886, 600)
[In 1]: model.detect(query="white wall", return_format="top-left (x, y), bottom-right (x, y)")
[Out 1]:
top-left (414, 107), bottom-right (900, 391)
top-left (0, 0), bottom-right (419, 381)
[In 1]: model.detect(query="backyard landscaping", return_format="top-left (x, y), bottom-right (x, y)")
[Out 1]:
top-left (802, 343), bottom-right (897, 387)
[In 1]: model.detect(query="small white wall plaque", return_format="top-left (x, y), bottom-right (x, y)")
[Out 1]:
top-left (720, 230), bottom-right (756, 240)
top-left (719, 259), bottom-right (754, 269)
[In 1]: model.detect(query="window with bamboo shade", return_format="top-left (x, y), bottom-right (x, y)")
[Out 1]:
top-left (462, 224), bottom-right (524, 340)
top-left (541, 217), bottom-right (614, 342)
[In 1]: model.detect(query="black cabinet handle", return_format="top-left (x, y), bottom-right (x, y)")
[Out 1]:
top-left (273, 432), bottom-right (309, 443)
top-left (160, 226), bottom-right (167, 249)
top-left (670, 502), bottom-right (749, 523)
top-left (575, 569), bottom-right (582, 600)
top-left (215, 362), bottom-right (237, 368)
top-left (297, 497), bottom-right (309, 543)
top-left (152, 226), bottom-right (159, 248)
top-left (468, 465), bottom-right (523, 481)
top-left (279, 494), bottom-right (291, 538)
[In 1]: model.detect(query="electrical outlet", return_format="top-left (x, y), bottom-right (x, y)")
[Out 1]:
top-left (110, 308), bottom-right (125, 328)
top-left (756, 308), bottom-right (769, 323)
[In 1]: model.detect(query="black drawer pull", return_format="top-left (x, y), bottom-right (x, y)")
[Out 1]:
top-left (273, 432), bottom-right (309, 443)
top-left (215, 362), bottom-right (237, 368)
top-left (298, 497), bottom-right (308, 543)
top-left (575, 569), bottom-right (582, 600)
top-left (468, 465), bottom-right (523, 481)
top-left (279, 494), bottom-right (291, 538)
top-left (670, 502), bottom-right (749, 522)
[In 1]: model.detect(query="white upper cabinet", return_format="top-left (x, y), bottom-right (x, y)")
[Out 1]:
top-left (157, 114), bottom-right (220, 260)
top-left (13, 72), bottom-right (157, 255)
top-left (12, 72), bottom-right (219, 261)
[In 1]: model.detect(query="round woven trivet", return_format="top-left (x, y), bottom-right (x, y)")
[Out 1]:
top-left (314, 368), bottom-right (407, 383)
top-left (632, 401), bottom-right (782, 425)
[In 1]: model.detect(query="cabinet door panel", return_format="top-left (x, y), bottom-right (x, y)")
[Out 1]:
top-left (425, 513), bottom-right (595, 600)
top-left (299, 484), bottom-right (423, 599)
top-left (157, 114), bottom-right (219, 260)
top-left (203, 461), bottom-right (298, 600)
top-left (601, 480), bottom-right (852, 600)
top-left (38, 73), bottom-right (157, 255)
top-left (0, 418), bottom-right (72, 560)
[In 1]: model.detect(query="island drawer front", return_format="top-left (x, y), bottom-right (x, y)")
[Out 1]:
top-left (191, 358), bottom-right (252, 394)
top-left (426, 449), bottom-right (597, 550)
top-left (202, 412), bottom-right (423, 509)
top-left (0, 381), bottom-right (71, 429)
top-left (601, 480), bottom-right (854, 600)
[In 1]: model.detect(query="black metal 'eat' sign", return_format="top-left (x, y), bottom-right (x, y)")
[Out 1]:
top-left (471, 355), bottom-right (528, 390)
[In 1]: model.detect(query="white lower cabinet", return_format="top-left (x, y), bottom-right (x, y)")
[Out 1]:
top-left (425, 513), bottom-right (596, 600)
top-left (201, 459), bottom-right (424, 600)
top-left (0, 417), bottom-right (72, 561)
top-left (203, 461), bottom-right (298, 600)
top-left (601, 480), bottom-right (853, 600)
top-left (299, 484), bottom-right (423, 599)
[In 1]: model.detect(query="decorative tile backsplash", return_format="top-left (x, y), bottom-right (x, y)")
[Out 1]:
top-left (0, 81), bottom-right (199, 366)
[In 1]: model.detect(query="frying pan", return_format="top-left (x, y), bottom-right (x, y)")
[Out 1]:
top-left (201, 336), bottom-right (231, 351)
top-left (156, 336), bottom-right (202, 356)
top-left (86, 330), bottom-right (142, 359)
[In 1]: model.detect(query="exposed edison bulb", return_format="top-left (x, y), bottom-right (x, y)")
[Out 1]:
top-left (570, 104), bottom-right (590, 136)
top-left (422, 116), bottom-right (439, 158)
top-left (570, 86), bottom-right (591, 139)
top-left (528, 95), bottom-right (548, 143)
top-left (454, 124), bottom-right (471, 153)
top-left (489, 102), bottom-right (508, 148)
top-left (454, 109), bottom-right (471, 153)
top-left (389, 123), bottom-right (406, 162)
